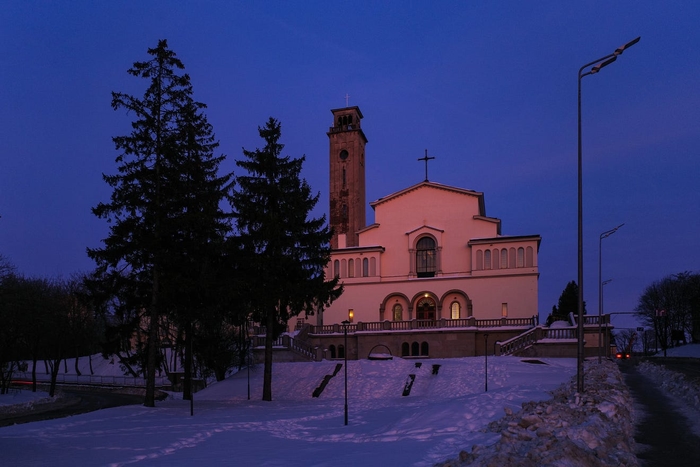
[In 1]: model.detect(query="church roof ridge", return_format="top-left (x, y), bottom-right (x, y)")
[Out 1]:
top-left (370, 181), bottom-right (485, 212)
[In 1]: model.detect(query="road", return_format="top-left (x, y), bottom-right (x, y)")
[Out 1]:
top-left (619, 359), bottom-right (700, 467)
top-left (0, 387), bottom-right (144, 427)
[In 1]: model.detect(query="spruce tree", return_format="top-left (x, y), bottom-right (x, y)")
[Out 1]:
top-left (551, 280), bottom-right (586, 322)
top-left (89, 40), bottom-right (233, 406)
top-left (233, 118), bottom-right (342, 401)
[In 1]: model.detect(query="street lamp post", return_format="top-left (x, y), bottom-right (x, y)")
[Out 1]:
top-left (484, 334), bottom-right (489, 392)
top-left (341, 320), bottom-right (350, 426)
top-left (247, 325), bottom-right (253, 401)
top-left (577, 36), bottom-right (639, 392)
top-left (598, 224), bottom-right (624, 363)
top-left (600, 279), bottom-right (612, 358)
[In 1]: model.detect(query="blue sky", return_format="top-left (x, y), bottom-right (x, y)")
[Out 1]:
top-left (1, 1), bottom-right (698, 323)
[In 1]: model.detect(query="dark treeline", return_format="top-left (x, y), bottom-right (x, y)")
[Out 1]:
top-left (0, 264), bottom-right (101, 396)
top-left (635, 271), bottom-right (700, 351)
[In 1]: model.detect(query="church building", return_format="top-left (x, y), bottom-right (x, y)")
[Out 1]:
top-left (316, 105), bottom-right (541, 329)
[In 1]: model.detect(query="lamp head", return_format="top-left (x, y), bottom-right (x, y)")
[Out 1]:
top-left (614, 36), bottom-right (641, 56)
top-left (591, 56), bottom-right (617, 74)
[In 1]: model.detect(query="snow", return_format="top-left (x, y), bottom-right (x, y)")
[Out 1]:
top-left (1, 357), bottom-right (575, 466)
top-left (1, 346), bottom-right (699, 466)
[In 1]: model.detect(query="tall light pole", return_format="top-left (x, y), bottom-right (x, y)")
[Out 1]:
top-left (341, 319), bottom-right (349, 426)
top-left (598, 224), bottom-right (624, 363)
top-left (484, 334), bottom-right (489, 392)
top-left (577, 36), bottom-right (639, 392)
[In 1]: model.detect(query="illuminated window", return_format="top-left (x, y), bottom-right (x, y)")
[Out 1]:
top-left (450, 301), bottom-right (460, 319)
top-left (502, 303), bottom-right (508, 317)
top-left (393, 304), bottom-right (403, 321)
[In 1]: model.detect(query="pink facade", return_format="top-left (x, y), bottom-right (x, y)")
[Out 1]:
top-left (318, 181), bottom-right (541, 326)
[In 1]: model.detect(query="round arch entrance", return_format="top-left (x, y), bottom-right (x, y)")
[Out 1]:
top-left (416, 296), bottom-right (436, 320)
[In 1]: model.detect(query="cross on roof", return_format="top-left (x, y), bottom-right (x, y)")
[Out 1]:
top-left (417, 149), bottom-right (435, 182)
top-left (345, 93), bottom-right (350, 107)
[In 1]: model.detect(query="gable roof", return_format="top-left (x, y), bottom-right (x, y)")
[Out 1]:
top-left (369, 181), bottom-right (486, 216)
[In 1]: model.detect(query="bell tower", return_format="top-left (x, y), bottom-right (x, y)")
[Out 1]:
top-left (327, 106), bottom-right (367, 249)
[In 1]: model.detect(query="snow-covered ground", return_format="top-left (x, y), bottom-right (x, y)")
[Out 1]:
top-left (1, 345), bottom-right (698, 466)
top-left (1, 356), bottom-right (576, 466)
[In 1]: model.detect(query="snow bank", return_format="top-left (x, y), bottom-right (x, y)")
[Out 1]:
top-left (435, 360), bottom-right (638, 467)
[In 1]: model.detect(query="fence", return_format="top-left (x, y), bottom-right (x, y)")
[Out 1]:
top-left (14, 372), bottom-right (170, 388)
top-left (308, 316), bottom-right (536, 335)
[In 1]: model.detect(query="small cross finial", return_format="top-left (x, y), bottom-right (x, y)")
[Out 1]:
top-left (345, 93), bottom-right (350, 107)
top-left (417, 149), bottom-right (436, 182)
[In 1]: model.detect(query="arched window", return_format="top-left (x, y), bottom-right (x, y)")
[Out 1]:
top-left (421, 342), bottom-right (429, 356)
top-left (355, 258), bottom-right (361, 278)
top-left (370, 257), bottom-right (376, 276)
top-left (329, 345), bottom-right (336, 359)
top-left (509, 248), bottom-right (516, 268)
top-left (416, 236), bottom-right (436, 277)
top-left (393, 303), bottom-right (403, 321)
top-left (341, 259), bottom-right (346, 278)
top-left (342, 167), bottom-right (346, 188)
top-left (401, 342), bottom-right (409, 357)
top-left (333, 260), bottom-right (340, 278)
top-left (411, 342), bottom-right (419, 356)
top-left (493, 249), bottom-right (499, 269)
top-left (450, 301), bottom-right (460, 319)
top-left (342, 204), bottom-right (348, 220)
top-left (362, 258), bottom-right (369, 277)
top-left (501, 249), bottom-right (508, 268)
top-left (476, 250), bottom-right (483, 270)
top-left (526, 246), bottom-right (534, 267)
top-left (484, 250), bottom-right (492, 270)
top-left (416, 297), bottom-right (436, 320)
top-left (517, 247), bottom-right (524, 267)
top-left (348, 259), bottom-right (354, 278)
top-left (338, 345), bottom-right (345, 359)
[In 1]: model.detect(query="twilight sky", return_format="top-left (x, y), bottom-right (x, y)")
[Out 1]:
top-left (1, 1), bottom-right (699, 323)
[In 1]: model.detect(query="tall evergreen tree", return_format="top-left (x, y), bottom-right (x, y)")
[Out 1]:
top-left (233, 118), bottom-right (342, 401)
top-left (88, 40), bottom-right (233, 406)
top-left (549, 280), bottom-right (586, 323)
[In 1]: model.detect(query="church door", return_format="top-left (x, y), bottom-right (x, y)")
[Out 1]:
top-left (416, 297), bottom-right (436, 321)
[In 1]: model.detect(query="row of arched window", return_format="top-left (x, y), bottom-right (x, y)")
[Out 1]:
top-left (402, 341), bottom-right (429, 357)
top-left (475, 246), bottom-right (534, 270)
top-left (334, 257), bottom-right (377, 278)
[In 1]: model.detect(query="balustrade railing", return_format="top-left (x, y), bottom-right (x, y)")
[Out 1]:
top-left (308, 317), bottom-right (536, 335)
